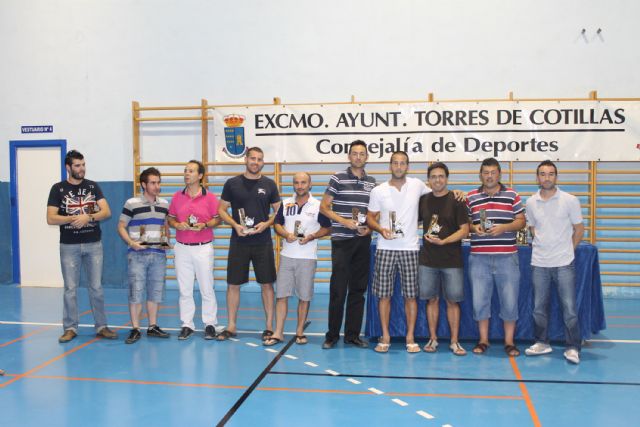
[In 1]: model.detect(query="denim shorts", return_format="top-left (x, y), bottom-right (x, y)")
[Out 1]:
top-left (418, 265), bottom-right (464, 302)
top-left (128, 251), bottom-right (167, 304)
top-left (469, 253), bottom-right (520, 321)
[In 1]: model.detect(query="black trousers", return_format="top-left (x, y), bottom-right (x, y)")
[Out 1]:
top-left (326, 236), bottom-right (371, 341)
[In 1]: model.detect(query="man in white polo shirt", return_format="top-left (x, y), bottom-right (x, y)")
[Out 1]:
top-left (263, 172), bottom-right (331, 346)
top-left (367, 151), bottom-right (430, 353)
top-left (525, 160), bottom-right (585, 364)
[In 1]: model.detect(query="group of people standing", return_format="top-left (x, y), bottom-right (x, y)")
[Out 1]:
top-left (47, 141), bottom-right (585, 364)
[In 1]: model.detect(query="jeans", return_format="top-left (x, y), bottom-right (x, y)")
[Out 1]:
top-left (326, 236), bottom-right (371, 341)
top-left (469, 253), bottom-right (520, 321)
top-left (532, 263), bottom-right (581, 351)
top-left (128, 251), bottom-right (167, 304)
top-left (60, 241), bottom-right (107, 332)
top-left (418, 266), bottom-right (464, 302)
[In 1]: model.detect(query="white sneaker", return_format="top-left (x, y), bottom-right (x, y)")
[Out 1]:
top-left (564, 349), bottom-right (580, 364)
top-left (525, 342), bottom-right (552, 356)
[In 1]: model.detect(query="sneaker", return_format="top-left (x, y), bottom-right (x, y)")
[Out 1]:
top-left (204, 325), bottom-right (217, 340)
top-left (564, 349), bottom-right (580, 364)
top-left (525, 342), bottom-right (553, 356)
top-left (96, 327), bottom-right (118, 339)
top-left (178, 327), bottom-right (194, 341)
top-left (125, 329), bottom-right (141, 344)
top-left (147, 325), bottom-right (170, 338)
top-left (58, 329), bottom-right (77, 343)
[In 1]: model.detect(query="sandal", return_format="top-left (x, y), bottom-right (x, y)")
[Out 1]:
top-left (374, 339), bottom-right (390, 353)
top-left (263, 336), bottom-right (282, 346)
top-left (504, 344), bottom-right (520, 357)
top-left (406, 343), bottom-right (420, 353)
top-left (450, 342), bottom-right (467, 356)
top-left (472, 342), bottom-right (489, 354)
top-left (423, 338), bottom-right (438, 353)
top-left (216, 330), bottom-right (237, 341)
top-left (262, 330), bottom-right (274, 341)
top-left (295, 335), bottom-right (308, 345)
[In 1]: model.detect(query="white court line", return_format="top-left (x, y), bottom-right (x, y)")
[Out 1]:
top-left (442, 424), bottom-right (453, 427)
top-left (229, 337), bottom-right (240, 342)
top-left (304, 362), bottom-right (318, 367)
top-left (325, 369), bottom-right (340, 376)
top-left (264, 348), bottom-right (278, 353)
top-left (284, 355), bottom-right (298, 360)
top-left (587, 339), bottom-right (640, 344)
top-left (346, 378), bottom-right (361, 385)
top-left (391, 398), bottom-right (408, 407)
top-left (246, 342), bottom-right (259, 347)
top-left (416, 410), bottom-right (435, 420)
top-left (368, 387), bottom-right (384, 395)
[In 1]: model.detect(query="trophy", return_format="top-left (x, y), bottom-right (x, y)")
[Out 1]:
top-left (516, 226), bottom-right (529, 246)
top-left (293, 220), bottom-right (306, 240)
top-left (479, 209), bottom-right (493, 232)
top-left (425, 214), bottom-right (441, 238)
top-left (186, 214), bottom-right (200, 230)
top-left (139, 226), bottom-right (171, 248)
top-left (389, 211), bottom-right (404, 238)
top-left (352, 207), bottom-right (367, 232)
top-left (87, 203), bottom-right (96, 214)
top-left (238, 208), bottom-right (255, 233)
top-left (139, 225), bottom-right (148, 243)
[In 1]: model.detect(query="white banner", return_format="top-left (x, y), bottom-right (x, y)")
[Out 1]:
top-left (212, 101), bottom-right (640, 162)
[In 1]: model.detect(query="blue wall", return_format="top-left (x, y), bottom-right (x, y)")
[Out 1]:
top-left (0, 183), bottom-right (11, 283)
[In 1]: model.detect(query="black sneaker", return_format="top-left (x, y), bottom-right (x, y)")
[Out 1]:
top-left (125, 329), bottom-right (141, 344)
top-left (178, 327), bottom-right (194, 341)
top-left (147, 325), bottom-right (170, 338)
top-left (204, 325), bottom-right (217, 340)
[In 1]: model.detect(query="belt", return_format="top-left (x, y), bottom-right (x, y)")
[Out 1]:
top-left (177, 241), bottom-right (212, 246)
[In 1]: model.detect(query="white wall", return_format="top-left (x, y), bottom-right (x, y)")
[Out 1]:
top-left (2, 0), bottom-right (639, 181)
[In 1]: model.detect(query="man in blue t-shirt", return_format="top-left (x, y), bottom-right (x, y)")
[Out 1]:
top-left (217, 147), bottom-right (281, 341)
top-left (46, 150), bottom-right (117, 343)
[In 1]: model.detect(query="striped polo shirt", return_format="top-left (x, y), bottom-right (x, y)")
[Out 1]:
top-left (466, 183), bottom-right (524, 254)
top-left (325, 167), bottom-right (376, 240)
top-left (120, 196), bottom-right (170, 254)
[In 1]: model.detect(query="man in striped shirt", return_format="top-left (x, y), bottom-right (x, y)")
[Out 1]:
top-left (118, 167), bottom-right (171, 344)
top-left (466, 157), bottom-right (525, 357)
top-left (320, 140), bottom-right (376, 349)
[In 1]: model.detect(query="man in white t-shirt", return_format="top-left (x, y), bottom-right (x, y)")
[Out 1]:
top-left (525, 160), bottom-right (585, 364)
top-left (367, 151), bottom-right (430, 353)
top-left (264, 172), bottom-right (331, 346)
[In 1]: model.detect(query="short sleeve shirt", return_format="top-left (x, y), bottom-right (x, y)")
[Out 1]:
top-left (466, 184), bottom-right (524, 254)
top-left (47, 179), bottom-right (105, 244)
top-left (526, 187), bottom-right (583, 267)
top-left (274, 195), bottom-right (331, 259)
top-left (168, 187), bottom-right (220, 244)
top-left (368, 177), bottom-right (429, 251)
top-left (120, 196), bottom-right (170, 253)
top-left (418, 191), bottom-right (468, 268)
top-left (220, 175), bottom-right (280, 245)
top-left (324, 167), bottom-right (376, 240)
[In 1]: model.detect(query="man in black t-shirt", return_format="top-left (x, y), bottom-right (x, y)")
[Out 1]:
top-left (418, 162), bottom-right (469, 356)
top-left (217, 147), bottom-right (281, 341)
top-left (46, 150), bottom-right (117, 343)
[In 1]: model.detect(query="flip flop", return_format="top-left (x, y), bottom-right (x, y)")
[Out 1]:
top-left (450, 342), bottom-right (467, 356)
top-left (374, 341), bottom-right (390, 353)
top-left (472, 342), bottom-right (489, 354)
top-left (262, 330), bottom-right (274, 341)
top-left (423, 338), bottom-right (438, 353)
top-left (295, 335), bottom-right (308, 345)
top-left (263, 336), bottom-right (282, 346)
top-left (216, 330), bottom-right (237, 341)
top-left (406, 343), bottom-right (420, 353)
top-left (505, 344), bottom-right (520, 357)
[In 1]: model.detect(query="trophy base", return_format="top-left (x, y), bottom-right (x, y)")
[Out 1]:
top-left (185, 226), bottom-right (202, 231)
top-left (242, 227), bottom-right (257, 235)
top-left (140, 241), bottom-right (171, 248)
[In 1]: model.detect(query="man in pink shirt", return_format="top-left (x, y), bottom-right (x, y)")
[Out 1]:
top-left (168, 160), bottom-right (221, 340)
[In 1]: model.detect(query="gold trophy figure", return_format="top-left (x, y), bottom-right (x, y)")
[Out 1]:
top-left (479, 209), bottom-right (493, 233)
top-left (425, 214), bottom-right (442, 238)
top-left (516, 226), bottom-right (528, 245)
top-left (186, 214), bottom-right (199, 231)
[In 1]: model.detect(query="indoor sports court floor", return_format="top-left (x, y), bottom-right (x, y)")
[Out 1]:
top-left (1, 285), bottom-right (638, 426)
